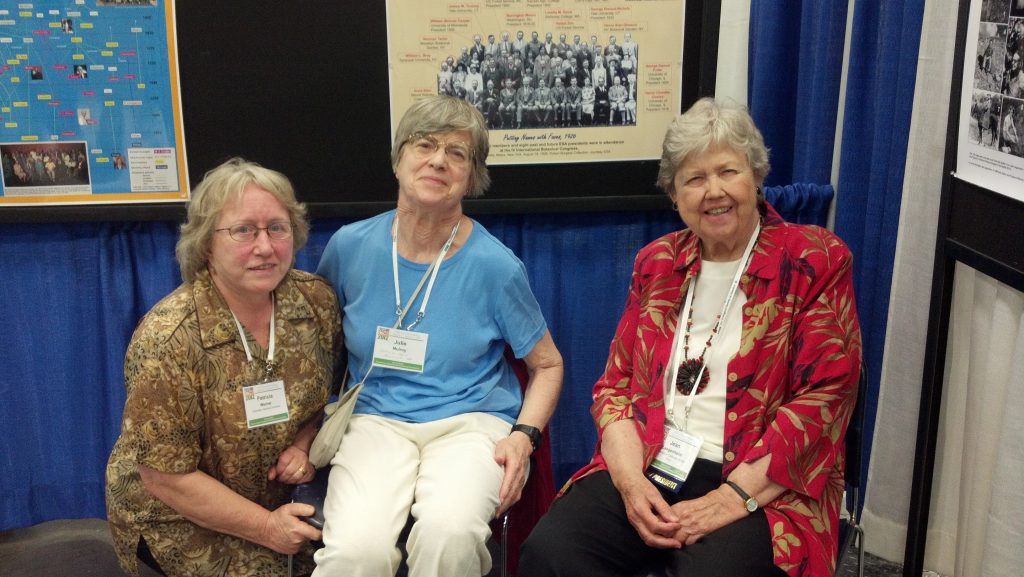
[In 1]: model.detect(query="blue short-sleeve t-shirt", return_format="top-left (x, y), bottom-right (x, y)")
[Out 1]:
top-left (317, 211), bottom-right (547, 424)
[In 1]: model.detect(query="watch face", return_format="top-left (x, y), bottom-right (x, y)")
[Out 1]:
top-left (745, 498), bottom-right (758, 512)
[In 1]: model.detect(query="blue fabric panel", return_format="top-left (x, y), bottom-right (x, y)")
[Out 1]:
top-left (0, 185), bottom-right (831, 530)
top-left (749, 1), bottom-right (849, 187)
top-left (765, 183), bottom-right (834, 225)
top-left (0, 221), bottom-right (180, 529)
top-left (833, 0), bottom-right (924, 496)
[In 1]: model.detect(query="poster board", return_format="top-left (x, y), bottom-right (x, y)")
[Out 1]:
top-left (954, 0), bottom-right (1024, 202)
top-left (0, 0), bottom-right (720, 222)
top-left (385, 0), bottom-right (686, 165)
top-left (0, 0), bottom-right (188, 207)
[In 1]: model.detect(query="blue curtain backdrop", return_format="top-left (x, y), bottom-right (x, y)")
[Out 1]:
top-left (749, 0), bottom-right (925, 496)
top-left (0, 186), bottom-right (829, 530)
top-left (832, 0), bottom-right (924, 490)
top-left (748, 1), bottom-right (850, 187)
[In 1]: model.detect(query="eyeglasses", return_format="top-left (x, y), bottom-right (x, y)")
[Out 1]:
top-left (405, 134), bottom-right (474, 167)
top-left (215, 222), bottom-right (293, 242)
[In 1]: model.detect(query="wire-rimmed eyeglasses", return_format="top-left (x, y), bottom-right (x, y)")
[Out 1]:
top-left (215, 222), bottom-right (293, 242)
top-left (405, 133), bottom-right (474, 167)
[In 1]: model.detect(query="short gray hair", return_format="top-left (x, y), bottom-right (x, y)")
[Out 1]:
top-left (391, 95), bottom-right (491, 197)
top-left (176, 158), bottom-right (309, 283)
top-left (656, 97), bottom-right (770, 196)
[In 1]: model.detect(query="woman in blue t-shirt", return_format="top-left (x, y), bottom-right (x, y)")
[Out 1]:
top-left (314, 95), bottom-right (563, 577)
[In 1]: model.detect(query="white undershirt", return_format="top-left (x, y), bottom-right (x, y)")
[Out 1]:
top-left (683, 258), bottom-right (745, 462)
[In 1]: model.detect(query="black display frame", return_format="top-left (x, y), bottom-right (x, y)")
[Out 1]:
top-left (0, 0), bottom-right (720, 223)
top-left (903, 1), bottom-right (1024, 575)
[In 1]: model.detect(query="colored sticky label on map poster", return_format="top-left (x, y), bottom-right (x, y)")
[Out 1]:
top-left (0, 0), bottom-right (188, 206)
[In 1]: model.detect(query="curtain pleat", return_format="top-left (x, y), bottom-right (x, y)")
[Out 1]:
top-left (748, 1), bottom-right (849, 187)
top-left (924, 265), bottom-right (1024, 576)
top-left (0, 221), bottom-right (180, 528)
top-left (859, 0), bottom-right (958, 563)
top-left (833, 0), bottom-right (925, 498)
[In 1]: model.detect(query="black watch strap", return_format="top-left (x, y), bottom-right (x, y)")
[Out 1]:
top-left (724, 480), bottom-right (759, 512)
top-left (511, 424), bottom-right (542, 449)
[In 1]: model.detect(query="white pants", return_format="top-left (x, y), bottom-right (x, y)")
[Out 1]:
top-left (312, 413), bottom-right (509, 577)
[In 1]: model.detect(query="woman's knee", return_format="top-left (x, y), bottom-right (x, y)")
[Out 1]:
top-left (407, 513), bottom-right (487, 554)
top-left (313, 534), bottom-right (400, 574)
top-left (518, 516), bottom-right (572, 573)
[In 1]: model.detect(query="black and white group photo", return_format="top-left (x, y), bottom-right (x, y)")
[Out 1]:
top-left (437, 30), bottom-right (640, 129)
top-left (971, 0), bottom-right (1024, 157)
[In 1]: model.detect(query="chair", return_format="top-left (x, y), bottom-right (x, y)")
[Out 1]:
top-left (836, 365), bottom-right (868, 577)
top-left (291, 349), bottom-right (555, 577)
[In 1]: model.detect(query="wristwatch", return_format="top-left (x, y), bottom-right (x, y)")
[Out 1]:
top-left (724, 480), bottom-right (759, 513)
top-left (511, 424), bottom-right (542, 450)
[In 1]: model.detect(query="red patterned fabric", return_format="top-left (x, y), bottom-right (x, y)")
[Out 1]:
top-left (565, 204), bottom-right (862, 577)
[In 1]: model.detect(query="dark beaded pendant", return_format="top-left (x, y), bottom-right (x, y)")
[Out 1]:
top-left (676, 357), bottom-right (710, 395)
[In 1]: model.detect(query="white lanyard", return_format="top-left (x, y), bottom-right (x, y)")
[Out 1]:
top-left (391, 215), bottom-right (461, 330)
top-left (665, 222), bottom-right (760, 428)
top-left (230, 294), bottom-right (276, 379)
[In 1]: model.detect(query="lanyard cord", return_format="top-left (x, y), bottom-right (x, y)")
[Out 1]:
top-left (665, 222), bottom-right (760, 429)
top-left (391, 215), bottom-right (461, 330)
top-left (230, 293), bottom-right (276, 379)
top-left (356, 216), bottom-right (461, 387)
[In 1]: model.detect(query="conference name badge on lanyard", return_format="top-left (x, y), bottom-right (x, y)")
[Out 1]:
top-left (647, 426), bottom-right (704, 494)
top-left (646, 221), bottom-right (760, 494)
top-left (371, 216), bottom-right (459, 374)
top-left (372, 326), bottom-right (428, 372)
top-left (243, 380), bottom-right (289, 429)
top-left (233, 298), bottom-right (291, 429)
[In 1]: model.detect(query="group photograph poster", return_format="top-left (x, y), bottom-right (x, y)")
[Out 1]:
top-left (0, 0), bottom-right (188, 207)
top-left (386, 0), bottom-right (685, 165)
top-left (957, 0), bottom-right (1024, 203)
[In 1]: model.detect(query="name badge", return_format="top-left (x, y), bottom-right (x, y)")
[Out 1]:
top-left (243, 379), bottom-right (289, 429)
top-left (371, 325), bottom-right (428, 373)
top-left (646, 426), bottom-right (703, 494)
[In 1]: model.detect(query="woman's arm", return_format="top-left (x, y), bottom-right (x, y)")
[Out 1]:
top-left (138, 465), bottom-right (321, 554)
top-left (267, 415), bottom-right (319, 484)
top-left (670, 455), bottom-right (786, 545)
top-left (743, 237), bottom-right (862, 499)
top-left (589, 239), bottom-right (688, 546)
top-left (603, 419), bottom-right (682, 548)
top-left (494, 330), bottom-right (563, 515)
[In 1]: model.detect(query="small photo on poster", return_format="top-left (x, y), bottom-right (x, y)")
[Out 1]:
top-left (969, 91), bottom-right (1002, 148)
top-left (998, 97), bottom-right (1023, 157)
top-left (1, 142), bottom-right (91, 194)
top-left (974, 22), bottom-right (1005, 93)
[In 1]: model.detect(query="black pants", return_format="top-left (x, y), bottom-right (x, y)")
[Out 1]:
top-left (518, 461), bottom-right (787, 577)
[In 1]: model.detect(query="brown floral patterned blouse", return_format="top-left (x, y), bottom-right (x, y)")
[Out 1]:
top-left (105, 269), bottom-right (340, 577)
top-left (566, 205), bottom-right (862, 577)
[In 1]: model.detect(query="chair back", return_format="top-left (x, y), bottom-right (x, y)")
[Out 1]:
top-left (845, 365), bottom-right (868, 518)
top-left (836, 364), bottom-right (868, 576)
top-left (502, 347), bottom-right (556, 575)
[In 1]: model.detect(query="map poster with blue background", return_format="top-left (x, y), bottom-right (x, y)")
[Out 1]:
top-left (0, 0), bottom-right (187, 206)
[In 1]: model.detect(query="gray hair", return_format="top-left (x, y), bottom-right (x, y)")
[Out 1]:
top-left (656, 97), bottom-right (770, 197)
top-left (176, 157), bottom-right (309, 283)
top-left (391, 95), bottom-right (491, 197)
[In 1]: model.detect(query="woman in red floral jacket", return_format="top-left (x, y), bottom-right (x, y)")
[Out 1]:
top-left (520, 98), bottom-right (862, 577)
